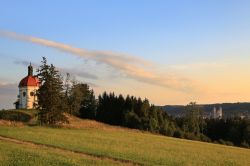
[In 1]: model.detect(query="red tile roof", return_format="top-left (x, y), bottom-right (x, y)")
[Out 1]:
top-left (19, 76), bottom-right (40, 87)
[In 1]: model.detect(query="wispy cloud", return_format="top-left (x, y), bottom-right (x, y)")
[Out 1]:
top-left (13, 60), bottom-right (98, 80)
top-left (1, 30), bottom-right (198, 92)
top-left (13, 60), bottom-right (30, 66)
top-left (1, 31), bottom-right (150, 66)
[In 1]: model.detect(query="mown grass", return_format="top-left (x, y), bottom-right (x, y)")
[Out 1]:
top-left (0, 125), bottom-right (249, 166)
top-left (0, 138), bottom-right (124, 166)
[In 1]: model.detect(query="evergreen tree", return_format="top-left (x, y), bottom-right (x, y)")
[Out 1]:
top-left (183, 102), bottom-right (203, 135)
top-left (36, 57), bottom-right (67, 125)
top-left (68, 82), bottom-right (86, 116)
top-left (79, 86), bottom-right (96, 119)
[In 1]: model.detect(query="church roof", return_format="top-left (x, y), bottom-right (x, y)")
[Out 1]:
top-left (19, 75), bottom-right (40, 87)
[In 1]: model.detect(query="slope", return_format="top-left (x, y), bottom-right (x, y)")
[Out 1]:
top-left (0, 113), bottom-right (250, 166)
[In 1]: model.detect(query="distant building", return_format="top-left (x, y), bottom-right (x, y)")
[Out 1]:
top-left (211, 106), bottom-right (223, 119)
top-left (14, 64), bottom-right (40, 109)
top-left (239, 115), bottom-right (246, 119)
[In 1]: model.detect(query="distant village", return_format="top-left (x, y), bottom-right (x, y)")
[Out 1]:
top-left (207, 106), bottom-right (249, 119)
top-left (162, 104), bottom-right (250, 119)
top-left (211, 106), bottom-right (223, 119)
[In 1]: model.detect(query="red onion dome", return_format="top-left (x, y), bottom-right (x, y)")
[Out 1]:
top-left (19, 76), bottom-right (40, 87)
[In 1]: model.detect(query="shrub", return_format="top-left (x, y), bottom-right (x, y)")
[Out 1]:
top-left (200, 134), bottom-right (211, 142)
top-left (173, 129), bottom-right (184, 138)
top-left (0, 111), bottom-right (32, 122)
top-left (184, 132), bottom-right (200, 141)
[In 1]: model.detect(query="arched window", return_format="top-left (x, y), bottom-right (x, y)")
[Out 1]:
top-left (23, 92), bottom-right (26, 97)
top-left (30, 92), bottom-right (34, 96)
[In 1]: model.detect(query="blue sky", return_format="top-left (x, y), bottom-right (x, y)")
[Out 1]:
top-left (1, 1), bottom-right (250, 109)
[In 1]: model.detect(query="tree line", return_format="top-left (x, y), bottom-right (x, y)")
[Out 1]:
top-left (35, 57), bottom-right (250, 148)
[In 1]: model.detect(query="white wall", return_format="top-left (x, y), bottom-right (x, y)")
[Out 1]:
top-left (19, 86), bottom-right (39, 109)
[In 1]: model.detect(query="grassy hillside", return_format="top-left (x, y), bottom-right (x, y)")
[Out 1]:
top-left (0, 112), bottom-right (250, 166)
top-left (0, 140), bottom-right (123, 166)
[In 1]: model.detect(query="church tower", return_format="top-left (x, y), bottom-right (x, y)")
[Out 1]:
top-left (16, 63), bottom-right (40, 109)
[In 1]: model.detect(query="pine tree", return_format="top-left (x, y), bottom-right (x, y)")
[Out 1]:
top-left (36, 57), bottom-right (67, 125)
top-left (183, 102), bottom-right (203, 135)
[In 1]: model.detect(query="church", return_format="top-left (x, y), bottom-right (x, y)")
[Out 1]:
top-left (14, 64), bottom-right (40, 109)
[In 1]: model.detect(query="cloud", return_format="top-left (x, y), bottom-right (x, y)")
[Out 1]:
top-left (13, 60), bottom-right (98, 80)
top-left (1, 30), bottom-right (198, 92)
top-left (60, 68), bottom-right (98, 80)
top-left (13, 60), bottom-right (30, 66)
top-left (1, 31), bottom-right (150, 66)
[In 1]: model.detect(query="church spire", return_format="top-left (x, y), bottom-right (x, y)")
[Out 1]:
top-left (28, 63), bottom-right (33, 76)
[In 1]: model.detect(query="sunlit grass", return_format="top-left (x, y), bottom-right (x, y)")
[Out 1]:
top-left (0, 139), bottom-right (123, 166)
top-left (0, 125), bottom-right (249, 166)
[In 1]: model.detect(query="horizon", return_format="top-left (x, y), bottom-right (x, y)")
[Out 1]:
top-left (1, 1), bottom-right (250, 109)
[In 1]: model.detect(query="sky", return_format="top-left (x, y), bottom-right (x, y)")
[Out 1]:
top-left (1, 0), bottom-right (250, 109)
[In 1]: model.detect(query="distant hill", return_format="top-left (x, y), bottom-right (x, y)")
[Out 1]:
top-left (161, 102), bottom-right (250, 118)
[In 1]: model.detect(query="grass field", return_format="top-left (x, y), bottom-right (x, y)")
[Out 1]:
top-left (0, 120), bottom-right (250, 166)
top-left (0, 110), bottom-right (250, 166)
top-left (0, 140), bottom-right (124, 166)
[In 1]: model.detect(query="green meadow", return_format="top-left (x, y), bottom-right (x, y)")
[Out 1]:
top-left (0, 123), bottom-right (250, 166)
top-left (0, 140), bottom-right (123, 166)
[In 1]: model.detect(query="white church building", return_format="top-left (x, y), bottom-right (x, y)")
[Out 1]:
top-left (15, 64), bottom-right (40, 109)
top-left (212, 106), bottom-right (223, 119)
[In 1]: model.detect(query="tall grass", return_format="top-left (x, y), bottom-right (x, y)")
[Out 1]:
top-left (0, 139), bottom-right (122, 166)
top-left (0, 125), bottom-right (249, 166)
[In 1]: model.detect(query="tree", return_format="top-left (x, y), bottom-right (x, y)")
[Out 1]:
top-left (68, 83), bottom-right (96, 118)
top-left (242, 120), bottom-right (250, 146)
top-left (79, 86), bottom-right (96, 119)
top-left (36, 57), bottom-right (67, 125)
top-left (61, 73), bottom-right (71, 114)
top-left (96, 92), bottom-right (125, 125)
top-left (183, 102), bottom-right (203, 135)
top-left (68, 82), bottom-right (85, 116)
top-left (124, 111), bottom-right (141, 128)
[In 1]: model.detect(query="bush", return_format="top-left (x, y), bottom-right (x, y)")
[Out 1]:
top-left (184, 132), bottom-right (200, 141)
top-left (173, 129), bottom-right (184, 138)
top-left (124, 111), bottom-right (141, 129)
top-left (200, 134), bottom-right (211, 142)
top-left (0, 111), bottom-right (32, 122)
